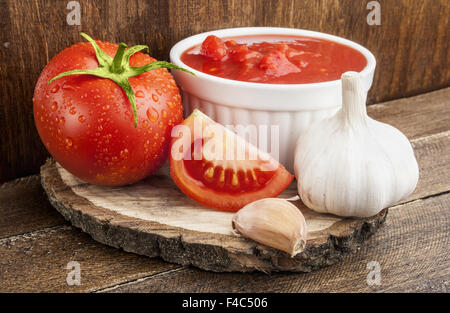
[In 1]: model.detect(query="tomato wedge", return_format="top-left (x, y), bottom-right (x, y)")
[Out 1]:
top-left (169, 110), bottom-right (294, 211)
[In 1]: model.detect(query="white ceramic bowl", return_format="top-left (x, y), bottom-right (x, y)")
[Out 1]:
top-left (170, 27), bottom-right (376, 172)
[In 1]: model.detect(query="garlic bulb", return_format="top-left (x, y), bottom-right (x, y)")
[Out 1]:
top-left (294, 71), bottom-right (419, 218)
top-left (232, 198), bottom-right (307, 257)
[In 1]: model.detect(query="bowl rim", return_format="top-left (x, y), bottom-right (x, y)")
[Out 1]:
top-left (169, 26), bottom-right (376, 90)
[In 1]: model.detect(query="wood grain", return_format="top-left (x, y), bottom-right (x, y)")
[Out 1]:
top-left (100, 192), bottom-right (450, 293)
top-left (406, 131), bottom-right (450, 202)
top-left (0, 0), bottom-right (448, 182)
top-left (368, 88), bottom-right (450, 141)
top-left (0, 225), bottom-right (180, 292)
top-left (0, 175), bottom-right (66, 238)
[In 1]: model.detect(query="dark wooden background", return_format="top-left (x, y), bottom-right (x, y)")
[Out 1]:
top-left (0, 0), bottom-right (449, 183)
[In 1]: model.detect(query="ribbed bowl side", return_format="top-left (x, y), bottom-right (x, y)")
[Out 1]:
top-left (181, 91), bottom-right (339, 172)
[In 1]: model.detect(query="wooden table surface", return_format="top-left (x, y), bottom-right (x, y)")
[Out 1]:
top-left (0, 88), bottom-right (449, 293)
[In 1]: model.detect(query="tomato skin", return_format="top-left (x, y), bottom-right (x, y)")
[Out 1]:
top-left (170, 156), bottom-right (294, 211)
top-left (169, 110), bottom-right (294, 212)
top-left (33, 41), bottom-right (183, 186)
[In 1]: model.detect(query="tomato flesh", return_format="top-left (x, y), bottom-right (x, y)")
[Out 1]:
top-left (169, 110), bottom-right (294, 211)
top-left (181, 34), bottom-right (367, 84)
top-left (184, 156), bottom-right (276, 194)
top-left (201, 35), bottom-right (228, 61)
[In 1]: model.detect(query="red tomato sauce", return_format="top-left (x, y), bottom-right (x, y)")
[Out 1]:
top-left (180, 35), bottom-right (367, 84)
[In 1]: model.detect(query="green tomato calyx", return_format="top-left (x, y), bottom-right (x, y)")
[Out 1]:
top-left (47, 33), bottom-right (194, 127)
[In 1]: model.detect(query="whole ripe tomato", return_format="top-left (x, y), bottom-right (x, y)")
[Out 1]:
top-left (33, 33), bottom-right (191, 186)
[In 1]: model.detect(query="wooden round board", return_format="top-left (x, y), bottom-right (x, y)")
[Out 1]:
top-left (40, 159), bottom-right (387, 273)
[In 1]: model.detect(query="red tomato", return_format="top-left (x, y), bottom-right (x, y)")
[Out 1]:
top-left (201, 35), bottom-right (228, 61)
top-left (169, 110), bottom-right (294, 211)
top-left (33, 34), bottom-right (184, 186)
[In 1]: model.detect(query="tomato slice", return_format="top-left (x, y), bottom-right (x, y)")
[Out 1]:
top-left (169, 110), bottom-right (294, 211)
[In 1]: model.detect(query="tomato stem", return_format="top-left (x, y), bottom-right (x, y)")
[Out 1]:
top-left (47, 33), bottom-right (195, 128)
top-left (110, 42), bottom-right (128, 74)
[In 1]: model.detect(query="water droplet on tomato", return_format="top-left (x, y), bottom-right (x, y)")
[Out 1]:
top-left (51, 102), bottom-right (58, 111)
top-left (65, 137), bottom-right (73, 149)
top-left (62, 83), bottom-right (74, 90)
top-left (69, 107), bottom-right (76, 115)
top-left (51, 85), bottom-right (60, 93)
top-left (59, 117), bottom-right (65, 125)
top-left (120, 149), bottom-right (129, 158)
top-left (102, 105), bottom-right (110, 111)
top-left (152, 94), bottom-right (159, 102)
top-left (161, 109), bottom-right (167, 118)
top-left (78, 115), bottom-right (86, 123)
top-left (136, 90), bottom-right (145, 98)
top-left (146, 107), bottom-right (159, 122)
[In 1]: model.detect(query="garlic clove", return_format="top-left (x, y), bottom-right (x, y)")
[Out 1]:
top-left (232, 198), bottom-right (307, 257)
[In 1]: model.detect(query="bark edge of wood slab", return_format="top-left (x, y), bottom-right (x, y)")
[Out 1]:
top-left (40, 158), bottom-right (387, 273)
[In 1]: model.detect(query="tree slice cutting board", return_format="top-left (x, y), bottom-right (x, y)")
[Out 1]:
top-left (40, 159), bottom-right (387, 273)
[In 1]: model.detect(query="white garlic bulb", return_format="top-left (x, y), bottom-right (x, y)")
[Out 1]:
top-left (294, 72), bottom-right (419, 218)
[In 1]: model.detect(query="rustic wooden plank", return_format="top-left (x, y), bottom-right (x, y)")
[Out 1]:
top-left (406, 131), bottom-right (450, 202)
top-left (0, 175), bottom-right (66, 239)
top-left (1, 0), bottom-right (449, 182)
top-left (368, 88), bottom-right (450, 141)
top-left (0, 225), bottom-right (180, 292)
top-left (100, 192), bottom-right (450, 293)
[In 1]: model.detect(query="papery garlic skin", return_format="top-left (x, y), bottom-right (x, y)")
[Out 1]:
top-left (294, 72), bottom-right (419, 218)
top-left (232, 198), bottom-right (307, 257)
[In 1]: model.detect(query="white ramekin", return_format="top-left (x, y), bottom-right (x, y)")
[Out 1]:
top-left (170, 27), bottom-right (376, 172)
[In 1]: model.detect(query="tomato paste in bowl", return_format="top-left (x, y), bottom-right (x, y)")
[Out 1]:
top-left (170, 27), bottom-right (376, 171)
top-left (181, 34), bottom-right (367, 84)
